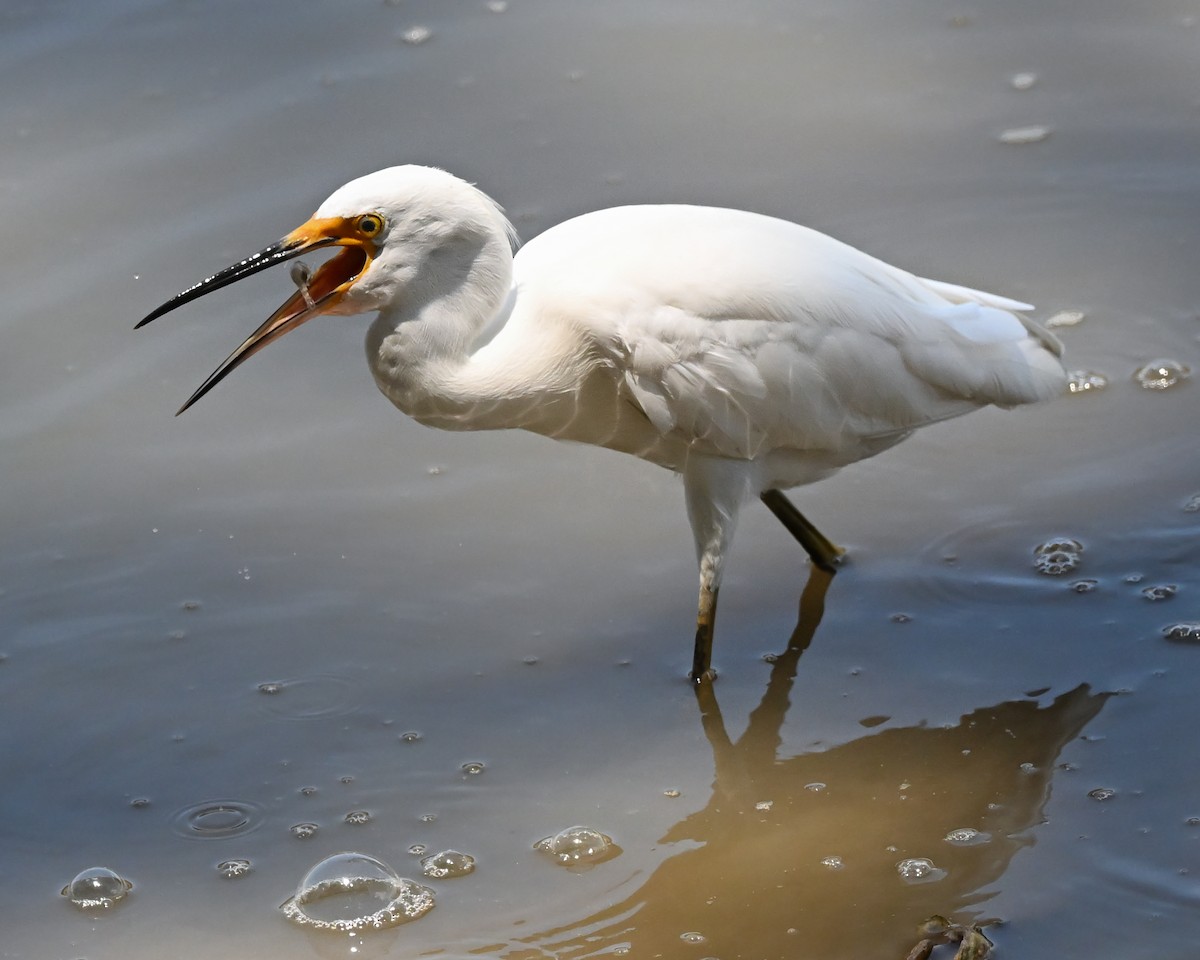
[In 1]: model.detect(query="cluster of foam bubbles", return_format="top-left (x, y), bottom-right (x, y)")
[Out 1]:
top-left (943, 827), bottom-right (991, 846)
top-left (61, 867), bottom-right (133, 909)
top-left (420, 850), bottom-right (476, 879)
top-left (896, 858), bottom-right (947, 884)
top-left (280, 853), bottom-right (435, 931)
top-left (216, 859), bottom-right (252, 879)
top-left (1134, 359), bottom-right (1191, 390)
top-left (535, 826), bottom-right (618, 866)
top-left (1067, 370), bottom-right (1109, 394)
top-left (1033, 538), bottom-right (1085, 576)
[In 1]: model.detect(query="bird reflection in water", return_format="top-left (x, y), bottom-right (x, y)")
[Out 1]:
top-left (491, 569), bottom-right (1109, 960)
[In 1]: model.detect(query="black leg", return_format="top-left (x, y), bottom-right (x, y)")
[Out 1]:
top-left (760, 489), bottom-right (843, 571)
top-left (690, 584), bottom-right (719, 684)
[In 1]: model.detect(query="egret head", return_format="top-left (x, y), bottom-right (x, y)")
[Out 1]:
top-left (136, 165), bottom-right (514, 414)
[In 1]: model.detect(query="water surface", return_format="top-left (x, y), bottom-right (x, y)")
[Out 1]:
top-left (3, 2), bottom-right (1200, 958)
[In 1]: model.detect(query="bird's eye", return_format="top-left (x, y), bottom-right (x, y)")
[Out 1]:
top-left (358, 214), bottom-right (384, 237)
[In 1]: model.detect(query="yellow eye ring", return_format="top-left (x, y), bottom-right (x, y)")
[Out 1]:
top-left (358, 214), bottom-right (384, 237)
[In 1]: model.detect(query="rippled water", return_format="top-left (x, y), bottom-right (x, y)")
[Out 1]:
top-left (4, 1), bottom-right (1200, 958)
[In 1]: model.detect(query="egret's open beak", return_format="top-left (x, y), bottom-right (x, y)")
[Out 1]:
top-left (136, 217), bottom-right (374, 415)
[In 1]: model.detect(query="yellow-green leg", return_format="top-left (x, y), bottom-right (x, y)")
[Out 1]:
top-left (760, 490), bottom-right (844, 571)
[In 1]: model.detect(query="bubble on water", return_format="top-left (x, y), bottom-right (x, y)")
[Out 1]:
top-left (486, 0), bottom-right (508, 11)
top-left (760, 652), bottom-right (779, 663)
top-left (280, 853), bottom-right (435, 931)
top-left (998, 124), bottom-right (1051, 144)
top-left (129, 797), bottom-right (151, 809)
top-left (408, 844), bottom-right (427, 856)
top-left (804, 782), bottom-right (827, 793)
top-left (679, 931), bottom-right (707, 944)
top-left (171, 800), bottom-right (265, 840)
top-left (755, 800), bottom-right (773, 812)
top-left (420, 850), bottom-right (476, 879)
top-left (399, 731), bottom-right (423, 743)
top-left (1182, 493), bottom-right (1200, 513)
top-left (896, 858), bottom-right (947, 884)
top-left (181, 600), bottom-right (201, 612)
top-left (256, 676), bottom-right (355, 719)
top-left (399, 25), bottom-right (432, 45)
top-left (1088, 787), bottom-right (1117, 801)
top-left (217, 859), bottom-right (252, 879)
top-left (344, 810), bottom-right (371, 826)
top-left (1134, 359), bottom-right (1191, 391)
top-left (291, 822), bottom-right (320, 840)
top-left (1186, 817), bottom-right (1200, 826)
top-left (1142, 584), bottom-right (1177, 601)
top-left (890, 612), bottom-right (913, 623)
top-left (944, 827), bottom-right (991, 846)
top-left (1009, 71), bottom-right (1038, 90)
top-left (1067, 370), bottom-right (1108, 394)
top-left (1163, 622), bottom-right (1200, 643)
top-left (1069, 579), bottom-right (1099, 593)
top-left (62, 867), bottom-right (133, 909)
top-left (535, 826), bottom-right (620, 867)
top-left (300, 786), bottom-right (318, 797)
top-left (419, 813), bottom-right (437, 823)
top-left (461, 761), bottom-right (486, 776)
top-left (1033, 538), bottom-right (1084, 576)
top-left (663, 788), bottom-right (681, 798)
top-left (820, 855), bottom-right (845, 870)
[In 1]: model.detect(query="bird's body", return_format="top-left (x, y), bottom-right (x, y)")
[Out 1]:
top-left (139, 166), bottom-right (1066, 680)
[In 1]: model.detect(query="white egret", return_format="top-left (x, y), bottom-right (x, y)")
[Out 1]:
top-left (138, 166), bottom-right (1066, 680)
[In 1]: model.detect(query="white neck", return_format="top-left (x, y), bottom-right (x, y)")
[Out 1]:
top-left (364, 226), bottom-right (521, 427)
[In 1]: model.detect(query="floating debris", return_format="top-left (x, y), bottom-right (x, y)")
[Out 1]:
top-left (1045, 309), bottom-right (1084, 328)
top-left (944, 827), bottom-right (991, 846)
top-left (998, 124), bottom-right (1051, 145)
top-left (1163, 622), bottom-right (1200, 643)
top-left (420, 850), bottom-right (476, 879)
top-left (281, 853), bottom-right (434, 931)
top-left (62, 867), bottom-right (133, 909)
top-left (819, 855), bottom-right (845, 870)
top-left (1134, 359), bottom-right (1191, 391)
top-left (535, 825), bottom-right (619, 867)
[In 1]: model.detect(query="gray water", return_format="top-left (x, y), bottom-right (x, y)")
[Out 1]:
top-left (3, 1), bottom-right (1200, 958)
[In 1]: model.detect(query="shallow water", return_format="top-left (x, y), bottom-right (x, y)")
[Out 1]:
top-left (3, 1), bottom-right (1200, 958)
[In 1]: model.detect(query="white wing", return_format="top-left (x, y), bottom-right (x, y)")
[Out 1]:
top-left (515, 204), bottom-right (1065, 463)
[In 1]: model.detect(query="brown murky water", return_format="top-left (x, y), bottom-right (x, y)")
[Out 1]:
top-left (3, 1), bottom-right (1200, 958)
